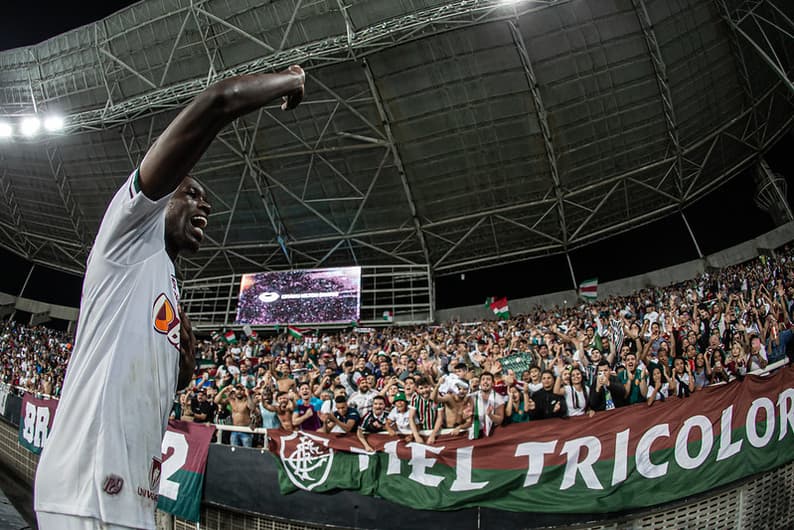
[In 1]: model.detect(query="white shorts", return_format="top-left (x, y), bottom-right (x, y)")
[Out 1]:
top-left (37, 512), bottom-right (143, 530)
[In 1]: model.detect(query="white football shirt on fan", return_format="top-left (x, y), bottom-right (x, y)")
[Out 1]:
top-left (35, 169), bottom-right (181, 530)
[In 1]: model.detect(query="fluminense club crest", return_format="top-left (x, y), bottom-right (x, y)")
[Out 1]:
top-left (279, 431), bottom-right (334, 491)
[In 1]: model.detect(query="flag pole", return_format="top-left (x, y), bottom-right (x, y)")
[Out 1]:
top-left (565, 252), bottom-right (577, 290)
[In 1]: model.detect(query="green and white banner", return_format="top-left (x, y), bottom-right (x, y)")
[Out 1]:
top-left (157, 420), bottom-right (216, 522)
top-left (270, 367), bottom-right (794, 513)
top-left (500, 352), bottom-right (535, 375)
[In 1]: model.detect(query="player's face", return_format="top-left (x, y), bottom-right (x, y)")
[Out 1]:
top-left (164, 177), bottom-right (211, 258)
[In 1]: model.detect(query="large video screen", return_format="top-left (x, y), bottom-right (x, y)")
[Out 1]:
top-left (235, 267), bottom-right (361, 325)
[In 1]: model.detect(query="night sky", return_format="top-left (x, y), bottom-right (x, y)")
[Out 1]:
top-left (0, 1), bottom-right (138, 51)
top-left (1, 2), bottom-right (792, 312)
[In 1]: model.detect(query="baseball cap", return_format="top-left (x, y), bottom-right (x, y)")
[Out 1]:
top-left (393, 392), bottom-right (407, 403)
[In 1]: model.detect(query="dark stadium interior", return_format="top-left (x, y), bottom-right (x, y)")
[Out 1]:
top-left (1, 0), bottom-right (794, 529)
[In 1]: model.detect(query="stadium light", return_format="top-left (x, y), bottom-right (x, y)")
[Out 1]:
top-left (20, 117), bottom-right (40, 137)
top-left (0, 122), bottom-right (11, 138)
top-left (44, 115), bottom-right (65, 132)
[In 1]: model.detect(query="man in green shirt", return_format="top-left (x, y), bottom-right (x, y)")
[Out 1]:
top-left (618, 353), bottom-right (647, 405)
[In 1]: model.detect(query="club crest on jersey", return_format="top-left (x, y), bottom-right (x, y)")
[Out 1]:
top-left (152, 293), bottom-right (180, 348)
top-left (150, 456), bottom-right (162, 492)
top-left (103, 474), bottom-right (124, 495)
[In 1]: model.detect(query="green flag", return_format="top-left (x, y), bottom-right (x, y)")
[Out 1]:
top-left (157, 420), bottom-right (216, 522)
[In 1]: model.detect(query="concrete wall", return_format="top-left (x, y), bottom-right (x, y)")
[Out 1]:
top-left (436, 221), bottom-right (794, 323)
top-left (0, 293), bottom-right (79, 323)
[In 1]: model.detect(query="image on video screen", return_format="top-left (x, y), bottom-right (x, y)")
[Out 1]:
top-left (235, 267), bottom-right (361, 325)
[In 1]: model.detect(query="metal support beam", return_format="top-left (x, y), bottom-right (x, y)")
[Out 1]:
top-left (508, 20), bottom-right (567, 245)
top-left (680, 211), bottom-right (703, 259)
top-left (99, 48), bottom-right (157, 90)
top-left (718, 0), bottom-right (794, 95)
top-left (362, 58), bottom-right (432, 270)
top-left (433, 217), bottom-right (487, 269)
top-left (226, 116), bottom-right (293, 243)
top-left (566, 253), bottom-right (577, 290)
top-left (631, 0), bottom-right (685, 197)
top-left (9, 264), bottom-right (35, 323)
top-left (45, 142), bottom-right (89, 253)
top-left (756, 158), bottom-right (794, 222)
top-left (0, 155), bottom-right (35, 256)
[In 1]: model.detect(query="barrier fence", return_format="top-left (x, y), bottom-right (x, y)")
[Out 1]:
top-left (2, 377), bottom-right (794, 529)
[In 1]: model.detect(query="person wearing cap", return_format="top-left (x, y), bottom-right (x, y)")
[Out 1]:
top-left (357, 395), bottom-right (389, 452)
top-left (191, 388), bottom-right (214, 424)
top-left (386, 392), bottom-right (421, 443)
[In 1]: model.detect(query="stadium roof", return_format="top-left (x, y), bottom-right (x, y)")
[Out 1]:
top-left (0, 0), bottom-right (792, 279)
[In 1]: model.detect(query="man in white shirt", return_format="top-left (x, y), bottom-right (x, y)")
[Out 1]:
top-left (35, 67), bottom-right (306, 530)
top-left (348, 377), bottom-right (378, 417)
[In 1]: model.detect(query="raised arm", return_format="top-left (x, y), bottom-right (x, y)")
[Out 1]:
top-left (139, 67), bottom-right (305, 200)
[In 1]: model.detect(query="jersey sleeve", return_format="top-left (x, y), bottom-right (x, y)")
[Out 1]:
top-left (91, 169), bottom-right (176, 265)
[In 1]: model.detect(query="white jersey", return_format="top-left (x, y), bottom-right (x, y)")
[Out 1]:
top-left (35, 170), bottom-right (180, 529)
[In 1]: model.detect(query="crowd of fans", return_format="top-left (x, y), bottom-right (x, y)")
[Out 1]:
top-left (0, 323), bottom-right (70, 397)
top-left (236, 269), bottom-right (360, 325)
top-left (2, 246), bottom-right (793, 450)
top-left (175, 245), bottom-right (794, 447)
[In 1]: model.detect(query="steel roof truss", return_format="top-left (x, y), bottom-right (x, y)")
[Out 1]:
top-left (45, 143), bottom-right (89, 251)
top-left (0, 159), bottom-right (35, 256)
top-left (508, 19), bottom-right (567, 247)
top-left (719, 0), bottom-right (794, 94)
top-left (631, 0), bottom-right (685, 199)
top-left (347, 148), bottom-right (390, 234)
top-left (362, 58), bottom-right (431, 270)
top-left (433, 216), bottom-right (487, 269)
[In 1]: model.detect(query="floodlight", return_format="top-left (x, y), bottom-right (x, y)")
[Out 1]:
top-left (44, 115), bottom-right (65, 132)
top-left (20, 117), bottom-right (40, 137)
top-left (0, 122), bottom-right (11, 138)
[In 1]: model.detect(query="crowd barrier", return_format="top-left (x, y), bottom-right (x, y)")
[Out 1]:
top-left (2, 383), bottom-right (794, 529)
